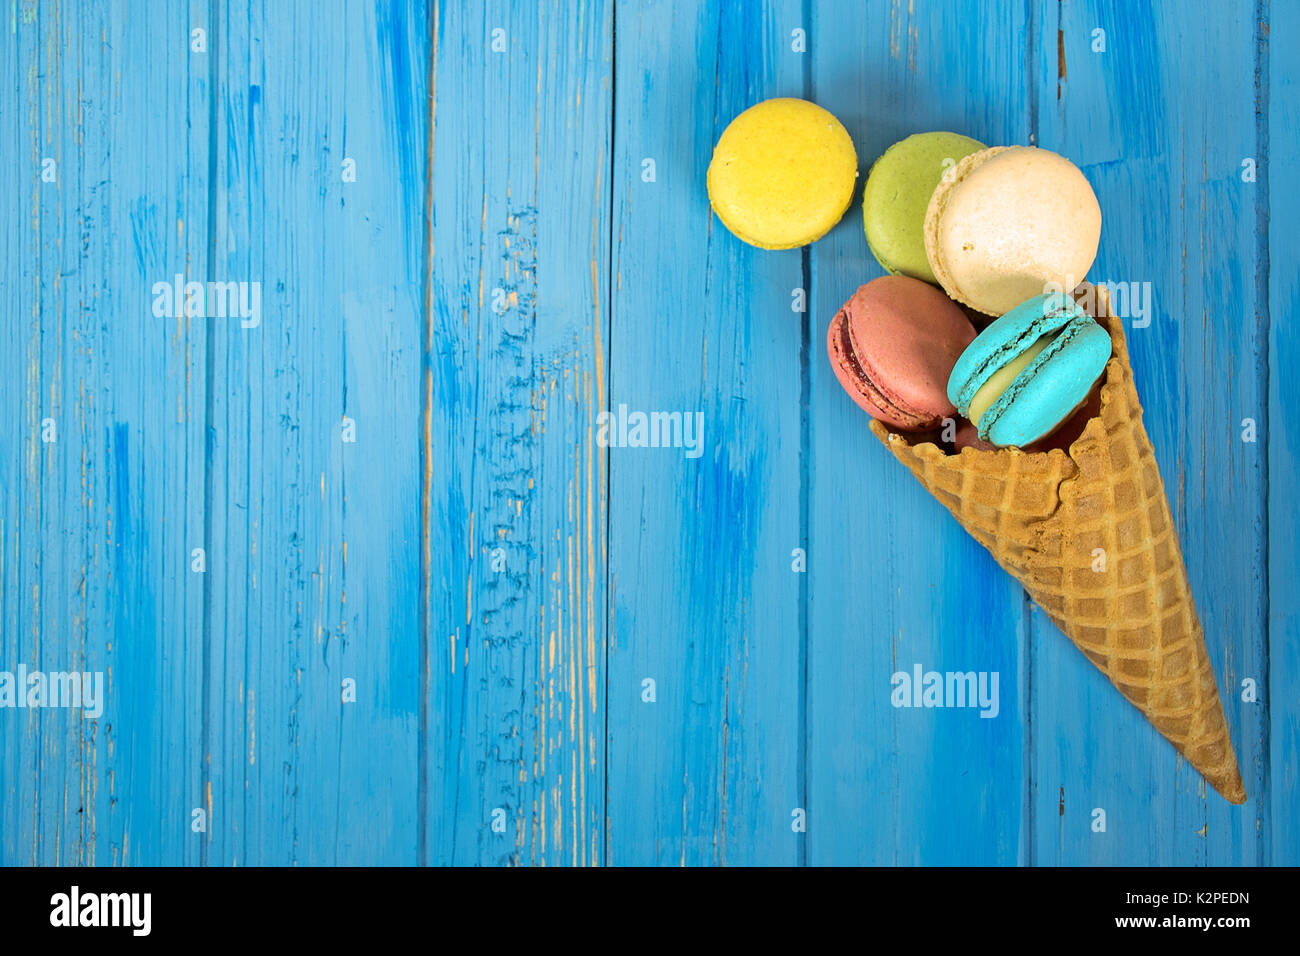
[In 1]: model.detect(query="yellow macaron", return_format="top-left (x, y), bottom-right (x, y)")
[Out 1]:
top-left (707, 98), bottom-right (858, 250)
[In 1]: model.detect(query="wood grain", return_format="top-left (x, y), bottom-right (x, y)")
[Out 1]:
top-left (422, 0), bottom-right (611, 866)
top-left (807, 0), bottom-right (1033, 865)
top-left (0, 0), bottom-right (1291, 866)
top-left (1, 0), bottom-right (211, 865)
top-left (203, 0), bottom-right (429, 866)
top-left (606, 0), bottom-right (805, 866)
top-left (1266, 0), bottom-right (1296, 866)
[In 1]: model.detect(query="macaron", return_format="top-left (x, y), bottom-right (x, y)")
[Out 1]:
top-left (707, 98), bottom-right (858, 249)
top-left (862, 131), bottom-right (985, 283)
top-left (947, 293), bottom-right (1112, 448)
top-left (827, 276), bottom-right (977, 431)
top-left (924, 146), bottom-right (1102, 316)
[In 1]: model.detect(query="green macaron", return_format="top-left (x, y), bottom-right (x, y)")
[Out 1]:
top-left (862, 131), bottom-right (985, 284)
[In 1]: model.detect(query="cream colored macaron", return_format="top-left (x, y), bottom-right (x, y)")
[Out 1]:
top-left (924, 146), bottom-right (1101, 315)
top-left (707, 98), bottom-right (858, 250)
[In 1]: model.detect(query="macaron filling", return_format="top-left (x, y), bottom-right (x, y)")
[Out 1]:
top-left (830, 312), bottom-right (936, 429)
top-left (950, 295), bottom-right (1083, 414)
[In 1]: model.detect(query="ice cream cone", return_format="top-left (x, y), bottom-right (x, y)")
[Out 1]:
top-left (869, 286), bottom-right (1246, 803)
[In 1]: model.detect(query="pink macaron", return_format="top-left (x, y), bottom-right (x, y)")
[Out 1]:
top-left (827, 276), bottom-right (976, 431)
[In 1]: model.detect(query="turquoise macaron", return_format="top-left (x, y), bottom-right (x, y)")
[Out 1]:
top-left (947, 293), bottom-right (1113, 448)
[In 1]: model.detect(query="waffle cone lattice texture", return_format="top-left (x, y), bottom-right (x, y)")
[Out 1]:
top-left (869, 290), bottom-right (1246, 803)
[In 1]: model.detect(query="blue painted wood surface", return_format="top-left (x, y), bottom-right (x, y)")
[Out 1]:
top-left (807, 0), bottom-right (1034, 866)
top-left (0, 0), bottom-right (1293, 866)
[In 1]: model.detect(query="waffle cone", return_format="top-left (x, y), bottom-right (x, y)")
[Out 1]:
top-left (869, 288), bottom-right (1246, 803)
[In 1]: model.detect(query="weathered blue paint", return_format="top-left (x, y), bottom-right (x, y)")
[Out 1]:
top-left (607, 0), bottom-right (805, 866)
top-left (0, 0), bottom-right (1292, 866)
top-left (422, 0), bottom-right (611, 866)
top-left (1267, 0), bottom-right (1297, 867)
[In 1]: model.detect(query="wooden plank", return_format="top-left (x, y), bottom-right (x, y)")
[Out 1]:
top-left (807, 0), bottom-right (1032, 865)
top-left (605, 0), bottom-right (805, 865)
top-left (422, 0), bottom-right (611, 866)
top-left (0, 1), bottom-right (211, 864)
top-left (1267, 0), bottom-right (1298, 866)
top-left (1029, 0), bottom-right (1266, 863)
top-left (205, 0), bottom-right (429, 864)
top-left (0, 0), bottom-right (57, 868)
